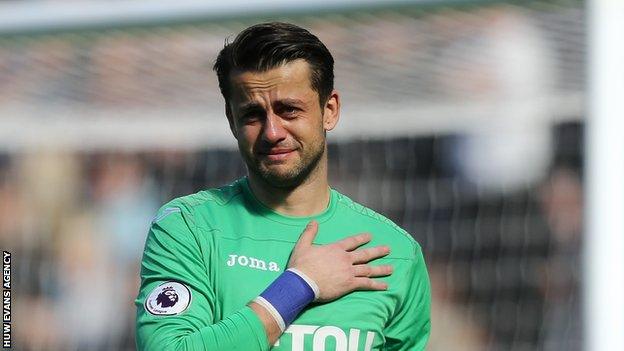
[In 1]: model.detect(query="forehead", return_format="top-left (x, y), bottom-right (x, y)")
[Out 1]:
top-left (229, 59), bottom-right (316, 104)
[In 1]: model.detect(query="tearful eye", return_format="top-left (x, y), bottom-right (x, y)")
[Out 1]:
top-left (281, 106), bottom-right (300, 118)
top-left (241, 111), bottom-right (262, 123)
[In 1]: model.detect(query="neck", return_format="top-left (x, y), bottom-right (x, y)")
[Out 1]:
top-left (247, 153), bottom-right (330, 217)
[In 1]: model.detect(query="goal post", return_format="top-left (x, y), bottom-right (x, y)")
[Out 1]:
top-left (586, 0), bottom-right (624, 350)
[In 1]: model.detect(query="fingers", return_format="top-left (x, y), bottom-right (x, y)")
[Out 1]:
top-left (294, 220), bottom-right (319, 248)
top-left (353, 264), bottom-right (393, 277)
top-left (352, 277), bottom-right (389, 291)
top-left (336, 233), bottom-right (372, 251)
top-left (350, 246), bottom-right (390, 264)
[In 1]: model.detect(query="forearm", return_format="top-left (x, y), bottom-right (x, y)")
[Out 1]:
top-left (137, 270), bottom-right (313, 351)
top-left (249, 301), bottom-right (283, 345)
top-left (137, 305), bottom-right (271, 351)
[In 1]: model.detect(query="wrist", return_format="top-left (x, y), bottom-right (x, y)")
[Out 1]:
top-left (249, 301), bottom-right (283, 345)
top-left (253, 268), bottom-right (319, 331)
top-left (286, 268), bottom-right (320, 300)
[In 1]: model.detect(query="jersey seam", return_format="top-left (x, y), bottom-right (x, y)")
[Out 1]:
top-left (183, 188), bottom-right (244, 210)
top-left (336, 196), bottom-right (419, 253)
top-left (176, 195), bottom-right (234, 235)
top-left (174, 202), bottom-right (218, 301)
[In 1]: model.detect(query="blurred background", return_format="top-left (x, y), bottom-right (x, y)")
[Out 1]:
top-left (0, 0), bottom-right (589, 350)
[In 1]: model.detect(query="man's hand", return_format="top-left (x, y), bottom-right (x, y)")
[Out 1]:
top-left (287, 220), bottom-right (393, 302)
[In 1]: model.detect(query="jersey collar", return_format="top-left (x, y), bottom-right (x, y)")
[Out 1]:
top-left (239, 177), bottom-right (338, 226)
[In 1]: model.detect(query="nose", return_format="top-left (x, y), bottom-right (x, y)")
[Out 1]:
top-left (261, 112), bottom-right (287, 144)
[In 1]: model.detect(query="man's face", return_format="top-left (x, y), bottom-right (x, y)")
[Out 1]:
top-left (227, 59), bottom-right (339, 188)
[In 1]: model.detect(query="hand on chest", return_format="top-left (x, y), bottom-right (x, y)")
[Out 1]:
top-left (214, 238), bottom-right (394, 351)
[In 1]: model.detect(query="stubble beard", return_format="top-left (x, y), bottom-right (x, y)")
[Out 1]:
top-left (245, 137), bottom-right (325, 190)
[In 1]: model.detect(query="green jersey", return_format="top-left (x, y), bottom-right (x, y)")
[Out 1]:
top-left (135, 177), bottom-right (431, 351)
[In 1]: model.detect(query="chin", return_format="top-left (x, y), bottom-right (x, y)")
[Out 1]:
top-left (247, 146), bottom-right (324, 189)
top-left (259, 168), bottom-right (304, 188)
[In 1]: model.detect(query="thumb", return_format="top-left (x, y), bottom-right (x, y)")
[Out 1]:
top-left (294, 220), bottom-right (319, 249)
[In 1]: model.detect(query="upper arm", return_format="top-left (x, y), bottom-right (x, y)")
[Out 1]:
top-left (135, 205), bottom-right (218, 350)
top-left (383, 245), bottom-right (432, 351)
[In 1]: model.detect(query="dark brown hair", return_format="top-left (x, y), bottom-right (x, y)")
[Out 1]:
top-left (213, 22), bottom-right (334, 107)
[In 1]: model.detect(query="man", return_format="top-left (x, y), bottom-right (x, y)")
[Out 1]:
top-left (135, 22), bottom-right (431, 350)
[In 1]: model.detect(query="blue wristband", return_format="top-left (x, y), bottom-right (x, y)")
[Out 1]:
top-left (254, 268), bottom-right (318, 331)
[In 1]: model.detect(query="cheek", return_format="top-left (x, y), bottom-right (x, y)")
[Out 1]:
top-left (298, 120), bottom-right (325, 145)
top-left (238, 126), bottom-right (260, 148)
top-left (290, 115), bottom-right (323, 139)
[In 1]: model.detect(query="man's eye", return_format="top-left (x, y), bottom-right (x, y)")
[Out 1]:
top-left (281, 107), bottom-right (299, 117)
top-left (241, 112), bottom-right (261, 122)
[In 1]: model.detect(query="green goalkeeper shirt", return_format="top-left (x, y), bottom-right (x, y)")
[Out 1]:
top-left (135, 177), bottom-right (431, 351)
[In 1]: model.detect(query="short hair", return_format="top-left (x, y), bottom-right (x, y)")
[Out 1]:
top-left (213, 22), bottom-right (334, 108)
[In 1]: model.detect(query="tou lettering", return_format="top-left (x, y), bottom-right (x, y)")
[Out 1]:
top-left (278, 324), bottom-right (375, 351)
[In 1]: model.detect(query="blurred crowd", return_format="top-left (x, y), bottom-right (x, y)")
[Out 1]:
top-left (0, 122), bottom-right (583, 350)
top-left (0, 5), bottom-right (583, 110)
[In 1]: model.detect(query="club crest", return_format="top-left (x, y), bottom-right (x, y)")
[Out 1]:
top-left (145, 281), bottom-right (191, 316)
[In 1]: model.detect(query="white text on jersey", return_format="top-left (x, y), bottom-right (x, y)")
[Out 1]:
top-left (226, 254), bottom-right (280, 272)
top-left (273, 324), bottom-right (376, 351)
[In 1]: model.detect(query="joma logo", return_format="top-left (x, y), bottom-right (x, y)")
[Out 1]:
top-left (226, 254), bottom-right (280, 272)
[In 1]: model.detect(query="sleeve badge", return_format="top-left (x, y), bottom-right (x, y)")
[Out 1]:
top-left (144, 281), bottom-right (192, 316)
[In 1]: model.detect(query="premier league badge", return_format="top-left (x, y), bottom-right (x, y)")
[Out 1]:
top-left (145, 281), bottom-right (191, 316)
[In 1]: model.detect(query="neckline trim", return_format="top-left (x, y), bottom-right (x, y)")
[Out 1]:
top-left (239, 177), bottom-right (338, 226)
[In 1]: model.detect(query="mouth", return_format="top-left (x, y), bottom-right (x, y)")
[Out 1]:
top-left (257, 148), bottom-right (295, 162)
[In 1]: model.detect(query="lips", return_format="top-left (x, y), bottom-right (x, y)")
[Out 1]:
top-left (264, 149), bottom-right (293, 155)
top-left (258, 148), bottom-right (295, 161)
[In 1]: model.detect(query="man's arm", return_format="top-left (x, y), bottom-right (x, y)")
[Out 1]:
top-left (136, 206), bottom-right (269, 350)
top-left (383, 244), bottom-right (432, 351)
top-left (136, 208), bottom-right (392, 350)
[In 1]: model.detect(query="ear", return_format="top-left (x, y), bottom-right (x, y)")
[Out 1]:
top-left (225, 103), bottom-right (238, 140)
top-left (322, 90), bottom-right (340, 132)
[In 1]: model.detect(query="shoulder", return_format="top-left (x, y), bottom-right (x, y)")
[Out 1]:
top-left (333, 190), bottom-right (422, 260)
top-left (154, 179), bottom-right (245, 218)
top-left (151, 179), bottom-right (245, 228)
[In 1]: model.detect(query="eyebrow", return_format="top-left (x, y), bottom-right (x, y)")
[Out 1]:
top-left (238, 98), bottom-right (306, 113)
top-left (276, 98), bottom-right (305, 107)
top-left (238, 102), bottom-right (263, 114)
